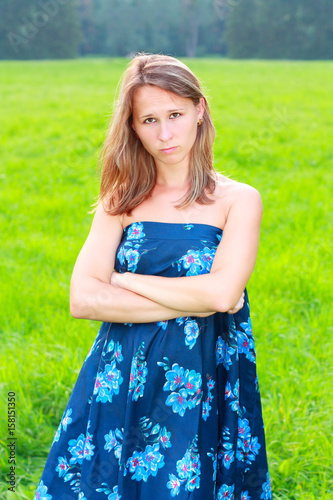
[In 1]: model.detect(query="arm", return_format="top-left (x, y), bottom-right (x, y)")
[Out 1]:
top-left (69, 204), bottom-right (215, 322)
top-left (71, 278), bottom-right (215, 323)
top-left (111, 185), bottom-right (263, 313)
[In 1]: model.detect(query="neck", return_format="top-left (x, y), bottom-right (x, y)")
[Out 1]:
top-left (155, 164), bottom-right (190, 190)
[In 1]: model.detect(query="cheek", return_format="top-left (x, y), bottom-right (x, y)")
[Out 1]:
top-left (183, 115), bottom-right (198, 136)
top-left (135, 126), bottom-right (149, 142)
top-left (139, 130), bottom-right (152, 144)
top-left (137, 130), bottom-right (155, 152)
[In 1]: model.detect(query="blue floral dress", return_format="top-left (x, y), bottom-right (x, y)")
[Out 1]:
top-left (34, 222), bottom-right (272, 500)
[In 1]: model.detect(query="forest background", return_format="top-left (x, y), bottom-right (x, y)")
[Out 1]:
top-left (1, 0), bottom-right (333, 60)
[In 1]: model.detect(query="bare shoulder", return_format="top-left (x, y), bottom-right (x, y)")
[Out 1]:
top-left (213, 174), bottom-right (263, 228)
top-left (89, 201), bottom-right (123, 238)
top-left (215, 173), bottom-right (262, 208)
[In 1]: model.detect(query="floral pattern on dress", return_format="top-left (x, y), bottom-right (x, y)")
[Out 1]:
top-left (126, 222), bottom-right (146, 240)
top-left (202, 375), bottom-right (215, 421)
top-left (157, 320), bottom-right (169, 330)
top-left (52, 408), bottom-right (73, 445)
top-left (260, 472), bottom-right (272, 499)
top-left (96, 484), bottom-right (121, 500)
top-left (217, 483), bottom-right (235, 499)
top-left (93, 340), bottom-right (124, 403)
top-left (207, 448), bottom-right (217, 496)
top-left (128, 342), bottom-right (148, 401)
top-left (126, 442), bottom-right (165, 482)
top-left (225, 379), bottom-right (245, 416)
top-left (102, 339), bottom-right (123, 362)
top-left (219, 426), bottom-right (235, 470)
top-left (33, 480), bottom-right (52, 500)
top-left (237, 315), bottom-right (256, 364)
top-left (158, 358), bottom-right (202, 417)
top-left (173, 243), bottom-right (217, 276)
top-left (34, 222), bottom-right (271, 500)
top-left (167, 435), bottom-right (201, 496)
top-left (216, 336), bottom-right (237, 370)
top-left (255, 374), bottom-right (259, 393)
top-left (117, 222), bottom-right (155, 273)
top-left (237, 418), bottom-right (261, 466)
top-left (55, 421), bottom-right (94, 497)
top-left (103, 417), bottom-right (171, 483)
top-left (104, 427), bottom-right (123, 463)
top-left (176, 316), bottom-right (201, 350)
top-left (84, 335), bottom-right (103, 362)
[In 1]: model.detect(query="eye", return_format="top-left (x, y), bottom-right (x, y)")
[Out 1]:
top-left (170, 112), bottom-right (181, 119)
top-left (143, 117), bottom-right (156, 124)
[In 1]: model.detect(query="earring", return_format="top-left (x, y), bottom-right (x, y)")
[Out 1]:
top-left (197, 118), bottom-right (203, 126)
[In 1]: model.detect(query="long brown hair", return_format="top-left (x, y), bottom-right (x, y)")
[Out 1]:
top-left (93, 53), bottom-right (217, 215)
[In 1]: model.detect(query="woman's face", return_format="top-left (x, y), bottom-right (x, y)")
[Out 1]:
top-left (132, 85), bottom-right (204, 172)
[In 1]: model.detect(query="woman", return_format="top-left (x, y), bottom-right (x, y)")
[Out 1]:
top-left (34, 54), bottom-right (272, 500)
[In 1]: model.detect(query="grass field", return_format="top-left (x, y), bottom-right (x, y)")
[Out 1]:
top-left (0, 58), bottom-right (332, 499)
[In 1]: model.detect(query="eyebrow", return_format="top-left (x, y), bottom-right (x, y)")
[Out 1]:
top-left (139, 108), bottom-right (185, 119)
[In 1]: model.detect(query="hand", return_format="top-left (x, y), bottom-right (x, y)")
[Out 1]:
top-left (227, 292), bottom-right (245, 314)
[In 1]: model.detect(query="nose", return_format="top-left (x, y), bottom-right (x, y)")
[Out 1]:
top-left (158, 121), bottom-right (173, 142)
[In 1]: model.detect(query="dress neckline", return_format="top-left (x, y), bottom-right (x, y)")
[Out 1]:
top-left (122, 220), bottom-right (223, 232)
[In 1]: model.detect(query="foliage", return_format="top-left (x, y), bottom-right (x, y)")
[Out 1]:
top-left (78, 0), bottom-right (223, 58)
top-left (1, 0), bottom-right (332, 59)
top-left (0, 0), bottom-right (81, 59)
top-left (0, 58), bottom-right (332, 499)
top-left (225, 0), bottom-right (333, 59)
top-left (0, 0), bottom-right (224, 59)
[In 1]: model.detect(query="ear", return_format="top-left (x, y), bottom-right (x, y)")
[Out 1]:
top-left (197, 97), bottom-right (205, 120)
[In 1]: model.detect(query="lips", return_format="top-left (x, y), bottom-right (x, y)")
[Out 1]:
top-left (160, 146), bottom-right (178, 153)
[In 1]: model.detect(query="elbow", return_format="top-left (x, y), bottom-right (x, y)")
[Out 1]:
top-left (210, 292), bottom-right (236, 314)
top-left (69, 275), bottom-right (111, 320)
top-left (212, 298), bottom-right (232, 314)
top-left (70, 286), bottom-right (108, 321)
top-left (70, 295), bottom-right (83, 318)
top-left (70, 290), bottom-right (89, 319)
top-left (204, 274), bottom-right (234, 313)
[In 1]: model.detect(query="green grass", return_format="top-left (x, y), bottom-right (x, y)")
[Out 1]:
top-left (0, 58), bottom-right (332, 499)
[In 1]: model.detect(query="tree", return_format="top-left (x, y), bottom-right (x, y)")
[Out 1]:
top-left (0, 0), bottom-right (81, 59)
top-left (224, 0), bottom-right (261, 58)
top-left (293, 0), bottom-right (333, 59)
top-left (180, 0), bottom-right (219, 57)
top-left (224, 0), bottom-right (333, 59)
top-left (78, 0), bottom-right (96, 55)
top-left (77, 0), bottom-right (223, 58)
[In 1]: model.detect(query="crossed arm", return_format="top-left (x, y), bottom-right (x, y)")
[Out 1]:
top-left (111, 186), bottom-right (262, 314)
top-left (70, 205), bottom-right (215, 323)
top-left (70, 186), bottom-right (262, 323)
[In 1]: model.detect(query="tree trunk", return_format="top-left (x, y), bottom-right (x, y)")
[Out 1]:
top-left (185, 18), bottom-right (199, 56)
